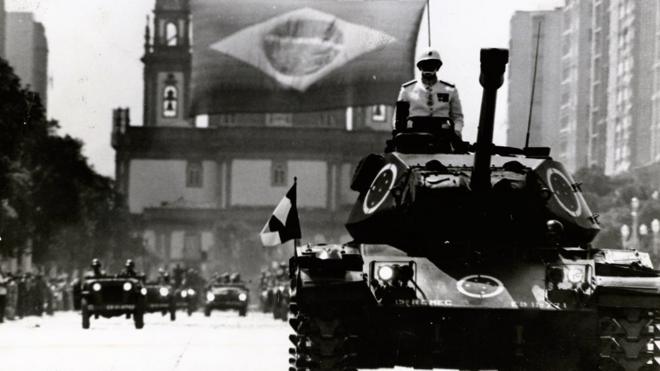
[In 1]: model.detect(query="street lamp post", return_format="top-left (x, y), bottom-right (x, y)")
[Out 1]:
top-left (631, 197), bottom-right (640, 250)
top-left (620, 224), bottom-right (631, 250)
top-left (639, 224), bottom-right (649, 251)
top-left (651, 219), bottom-right (660, 257)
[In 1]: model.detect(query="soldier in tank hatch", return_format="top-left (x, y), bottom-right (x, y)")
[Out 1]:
top-left (396, 48), bottom-right (464, 137)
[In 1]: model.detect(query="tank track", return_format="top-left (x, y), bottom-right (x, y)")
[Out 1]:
top-left (287, 300), bottom-right (358, 371)
top-left (599, 308), bottom-right (660, 371)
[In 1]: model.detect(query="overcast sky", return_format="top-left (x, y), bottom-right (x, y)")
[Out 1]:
top-left (8, 0), bottom-right (564, 178)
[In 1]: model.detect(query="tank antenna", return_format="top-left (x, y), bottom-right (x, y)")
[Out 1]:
top-left (524, 20), bottom-right (542, 149)
top-left (426, 0), bottom-right (431, 46)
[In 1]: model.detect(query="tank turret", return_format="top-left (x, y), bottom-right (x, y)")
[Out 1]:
top-left (346, 48), bottom-right (599, 251)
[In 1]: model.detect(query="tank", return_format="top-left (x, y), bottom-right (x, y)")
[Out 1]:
top-left (287, 48), bottom-right (660, 371)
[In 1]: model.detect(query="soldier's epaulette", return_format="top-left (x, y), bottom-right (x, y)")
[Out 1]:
top-left (439, 80), bottom-right (455, 88)
top-left (401, 79), bottom-right (416, 88)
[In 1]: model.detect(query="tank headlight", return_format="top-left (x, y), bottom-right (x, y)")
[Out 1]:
top-left (181, 290), bottom-right (188, 298)
top-left (159, 287), bottom-right (170, 296)
top-left (187, 289), bottom-right (195, 296)
top-left (238, 293), bottom-right (247, 301)
top-left (378, 265), bottom-right (394, 281)
top-left (566, 266), bottom-right (585, 283)
top-left (92, 283), bottom-right (102, 292)
top-left (206, 292), bottom-right (215, 302)
top-left (123, 282), bottom-right (133, 291)
top-left (140, 288), bottom-right (147, 295)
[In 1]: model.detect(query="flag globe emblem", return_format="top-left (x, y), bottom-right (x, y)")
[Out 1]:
top-left (546, 168), bottom-right (581, 217)
top-left (263, 18), bottom-right (343, 76)
top-left (456, 275), bottom-right (504, 299)
top-left (210, 7), bottom-right (396, 91)
top-left (363, 164), bottom-right (397, 215)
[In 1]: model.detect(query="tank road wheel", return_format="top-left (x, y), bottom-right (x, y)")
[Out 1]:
top-left (288, 304), bottom-right (358, 371)
top-left (599, 307), bottom-right (659, 371)
top-left (81, 298), bottom-right (90, 329)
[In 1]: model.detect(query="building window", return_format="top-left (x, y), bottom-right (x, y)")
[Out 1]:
top-left (271, 160), bottom-right (287, 187)
top-left (183, 232), bottom-right (201, 260)
top-left (371, 105), bottom-right (387, 122)
top-left (186, 161), bottom-right (203, 188)
top-left (266, 113), bottom-right (293, 127)
top-left (162, 74), bottom-right (178, 118)
top-left (166, 22), bottom-right (178, 46)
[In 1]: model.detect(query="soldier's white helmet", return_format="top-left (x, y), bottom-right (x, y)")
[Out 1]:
top-left (416, 48), bottom-right (442, 69)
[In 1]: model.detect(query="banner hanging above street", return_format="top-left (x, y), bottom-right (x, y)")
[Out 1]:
top-left (191, 0), bottom-right (426, 114)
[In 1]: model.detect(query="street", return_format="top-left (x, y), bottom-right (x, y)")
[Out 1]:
top-left (0, 310), bottom-right (459, 371)
top-left (0, 310), bottom-right (290, 371)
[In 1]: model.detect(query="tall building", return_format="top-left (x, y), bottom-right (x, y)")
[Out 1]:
top-left (0, 0), bottom-right (6, 58)
top-left (4, 12), bottom-right (48, 109)
top-left (111, 0), bottom-right (410, 278)
top-left (558, 0), bottom-right (592, 172)
top-left (605, 0), bottom-right (656, 174)
top-left (588, 0), bottom-right (610, 168)
top-left (507, 10), bottom-right (562, 151)
top-left (510, 0), bottom-right (660, 176)
top-left (653, 1), bottom-right (660, 164)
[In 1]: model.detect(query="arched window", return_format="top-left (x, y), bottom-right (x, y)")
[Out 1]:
top-left (166, 22), bottom-right (178, 46)
top-left (162, 74), bottom-right (178, 118)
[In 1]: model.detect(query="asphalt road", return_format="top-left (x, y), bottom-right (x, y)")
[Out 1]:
top-left (0, 310), bottom-right (450, 371)
top-left (0, 310), bottom-right (290, 371)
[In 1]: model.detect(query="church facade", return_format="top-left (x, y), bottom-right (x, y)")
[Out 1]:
top-left (111, 0), bottom-right (394, 278)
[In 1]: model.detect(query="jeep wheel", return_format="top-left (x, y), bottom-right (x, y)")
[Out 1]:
top-left (134, 310), bottom-right (144, 329)
top-left (204, 307), bottom-right (211, 317)
top-left (239, 307), bottom-right (247, 317)
top-left (81, 298), bottom-right (90, 329)
top-left (170, 309), bottom-right (176, 321)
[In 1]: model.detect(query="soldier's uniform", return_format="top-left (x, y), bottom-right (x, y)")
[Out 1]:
top-left (397, 78), bottom-right (464, 134)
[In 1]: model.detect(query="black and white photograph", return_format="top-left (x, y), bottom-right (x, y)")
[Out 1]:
top-left (0, 0), bottom-right (659, 370)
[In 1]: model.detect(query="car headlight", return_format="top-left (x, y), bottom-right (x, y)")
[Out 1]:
top-left (238, 293), bottom-right (247, 301)
top-left (159, 287), bottom-right (170, 297)
top-left (140, 288), bottom-right (147, 295)
top-left (187, 289), bottom-right (195, 296)
top-left (377, 265), bottom-right (394, 281)
top-left (566, 266), bottom-right (585, 283)
top-left (92, 283), bottom-right (102, 292)
top-left (123, 282), bottom-right (133, 291)
top-left (181, 290), bottom-right (188, 298)
top-left (206, 292), bottom-right (215, 302)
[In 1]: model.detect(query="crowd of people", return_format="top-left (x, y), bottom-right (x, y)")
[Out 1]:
top-left (0, 269), bottom-right (75, 323)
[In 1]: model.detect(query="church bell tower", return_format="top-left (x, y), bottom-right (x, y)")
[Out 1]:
top-left (142, 0), bottom-right (191, 127)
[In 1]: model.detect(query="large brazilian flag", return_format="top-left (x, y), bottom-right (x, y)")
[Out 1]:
top-left (191, 0), bottom-right (426, 114)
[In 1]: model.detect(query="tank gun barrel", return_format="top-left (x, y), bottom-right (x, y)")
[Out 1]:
top-left (470, 48), bottom-right (509, 193)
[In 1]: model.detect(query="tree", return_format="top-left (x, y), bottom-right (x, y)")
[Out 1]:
top-left (0, 57), bottom-right (138, 272)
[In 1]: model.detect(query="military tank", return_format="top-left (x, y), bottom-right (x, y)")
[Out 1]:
top-left (287, 49), bottom-right (660, 371)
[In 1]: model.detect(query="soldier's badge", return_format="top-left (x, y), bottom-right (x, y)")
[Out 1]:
top-left (437, 93), bottom-right (449, 102)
